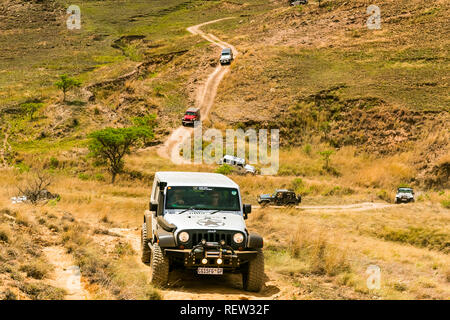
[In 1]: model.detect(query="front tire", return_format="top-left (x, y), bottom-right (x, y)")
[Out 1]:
top-left (141, 223), bottom-right (151, 265)
top-left (150, 243), bottom-right (170, 287)
top-left (242, 249), bottom-right (264, 292)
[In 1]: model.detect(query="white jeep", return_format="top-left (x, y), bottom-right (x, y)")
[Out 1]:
top-left (141, 172), bottom-right (264, 291)
top-left (219, 155), bottom-right (256, 175)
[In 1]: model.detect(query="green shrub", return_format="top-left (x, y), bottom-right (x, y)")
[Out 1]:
top-left (374, 227), bottom-right (449, 253)
top-left (292, 178), bottom-right (304, 192)
top-left (95, 173), bottom-right (105, 182)
top-left (215, 164), bottom-right (233, 175)
top-left (49, 157), bottom-right (59, 169)
top-left (78, 173), bottom-right (90, 181)
top-left (303, 144), bottom-right (312, 155)
top-left (441, 199), bottom-right (450, 209)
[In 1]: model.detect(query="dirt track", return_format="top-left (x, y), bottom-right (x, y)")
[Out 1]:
top-left (157, 18), bottom-right (237, 164)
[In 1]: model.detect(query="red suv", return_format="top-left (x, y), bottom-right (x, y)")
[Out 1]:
top-left (182, 107), bottom-right (201, 126)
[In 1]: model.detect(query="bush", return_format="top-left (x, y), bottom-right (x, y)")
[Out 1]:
top-left (19, 283), bottom-right (65, 300)
top-left (95, 173), bottom-right (105, 182)
top-left (303, 144), bottom-right (312, 155)
top-left (291, 178), bottom-right (304, 192)
top-left (374, 227), bottom-right (449, 253)
top-left (78, 173), bottom-right (90, 181)
top-left (0, 225), bottom-right (11, 243)
top-left (288, 224), bottom-right (351, 276)
top-left (441, 199), bottom-right (450, 209)
top-left (377, 189), bottom-right (391, 202)
top-left (215, 164), bottom-right (233, 175)
top-left (19, 259), bottom-right (53, 279)
top-left (49, 157), bottom-right (59, 169)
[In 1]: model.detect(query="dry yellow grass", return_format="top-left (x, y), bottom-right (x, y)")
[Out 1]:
top-left (248, 203), bottom-right (449, 299)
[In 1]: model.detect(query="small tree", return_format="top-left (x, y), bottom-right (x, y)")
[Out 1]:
top-left (89, 126), bottom-right (153, 183)
top-left (20, 102), bottom-right (43, 120)
top-left (17, 169), bottom-right (59, 204)
top-left (319, 150), bottom-right (334, 170)
top-left (132, 114), bottom-right (157, 145)
top-left (55, 74), bottom-right (82, 102)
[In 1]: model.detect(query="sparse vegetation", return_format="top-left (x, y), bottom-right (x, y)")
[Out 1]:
top-left (88, 126), bottom-right (154, 183)
top-left (20, 102), bottom-right (43, 121)
top-left (54, 74), bottom-right (82, 102)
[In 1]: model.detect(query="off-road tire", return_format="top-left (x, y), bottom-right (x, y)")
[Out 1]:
top-left (150, 243), bottom-right (170, 287)
top-left (141, 223), bottom-right (151, 265)
top-left (242, 249), bottom-right (264, 292)
top-left (260, 201), bottom-right (269, 207)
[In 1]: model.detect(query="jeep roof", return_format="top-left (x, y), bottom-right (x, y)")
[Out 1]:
top-left (223, 154), bottom-right (245, 165)
top-left (221, 48), bottom-right (232, 55)
top-left (185, 107), bottom-right (200, 113)
top-left (275, 189), bottom-right (292, 193)
top-left (154, 171), bottom-right (239, 189)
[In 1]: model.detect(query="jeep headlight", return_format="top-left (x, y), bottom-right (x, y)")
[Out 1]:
top-left (178, 231), bottom-right (189, 243)
top-left (233, 233), bottom-right (244, 244)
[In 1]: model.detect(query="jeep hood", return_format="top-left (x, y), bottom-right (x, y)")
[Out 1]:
top-left (397, 193), bottom-right (413, 197)
top-left (164, 210), bottom-right (246, 234)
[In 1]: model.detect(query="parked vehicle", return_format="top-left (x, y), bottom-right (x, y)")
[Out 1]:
top-left (220, 48), bottom-right (234, 65)
top-left (182, 107), bottom-right (201, 126)
top-left (290, 0), bottom-right (308, 5)
top-left (219, 155), bottom-right (256, 175)
top-left (141, 172), bottom-right (264, 291)
top-left (395, 187), bottom-right (415, 203)
top-left (257, 189), bottom-right (301, 206)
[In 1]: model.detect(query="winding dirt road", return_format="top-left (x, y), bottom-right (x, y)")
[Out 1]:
top-left (157, 18), bottom-right (237, 164)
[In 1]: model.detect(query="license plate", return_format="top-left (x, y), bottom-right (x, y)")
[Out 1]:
top-left (197, 267), bottom-right (223, 275)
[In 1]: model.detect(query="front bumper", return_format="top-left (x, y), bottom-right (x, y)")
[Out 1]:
top-left (182, 120), bottom-right (198, 126)
top-left (164, 247), bottom-right (258, 270)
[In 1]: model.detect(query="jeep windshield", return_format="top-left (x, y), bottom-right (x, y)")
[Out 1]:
top-left (398, 188), bottom-right (413, 193)
top-left (185, 112), bottom-right (197, 116)
top-left (165, 186), bottom-right (240, 211)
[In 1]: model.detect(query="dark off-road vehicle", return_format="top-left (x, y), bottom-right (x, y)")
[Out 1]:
top-left (141, 172), bottom-right (265, 292)
top-left (257, 189), bottom-right (301, 206)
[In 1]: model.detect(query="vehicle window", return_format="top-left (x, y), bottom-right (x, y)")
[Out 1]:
top-left (165, 186), bottom-right (240, 211)
top-left (398, 188), bottom-right (413, 193)
top-left (185, 112), bottom-right (197, 116)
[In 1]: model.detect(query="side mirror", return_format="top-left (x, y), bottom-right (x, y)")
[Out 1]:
top-left (150, 202), bottom-right (158, 212)
top-left (158, 181), bottom-right (167, 188)
top-left (243, 204), bottom-right (251, 219)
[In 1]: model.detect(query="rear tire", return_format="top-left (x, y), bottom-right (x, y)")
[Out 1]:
top-left (242, 249), bottom-right (264, 292)
top-left (141, 223), bottom-right (151, 265)
top-left (150, 243), bottom-right (170, 287)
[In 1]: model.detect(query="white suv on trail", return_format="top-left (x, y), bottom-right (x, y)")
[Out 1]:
top-left (141, 172), bottom-right (264, 292)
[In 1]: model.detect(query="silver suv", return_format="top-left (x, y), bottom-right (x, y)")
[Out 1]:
top-left (141, 172), bottom-right (264, 291)
top-left (395, 187), bottom-right (415, 203)
top-left (220, 48), bottom-right (233, 65)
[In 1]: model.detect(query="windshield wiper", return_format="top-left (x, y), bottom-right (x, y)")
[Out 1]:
top-left (209, 210), bottom-right (221, 215)
top-left (178, 207), bottom-right (194, 214)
